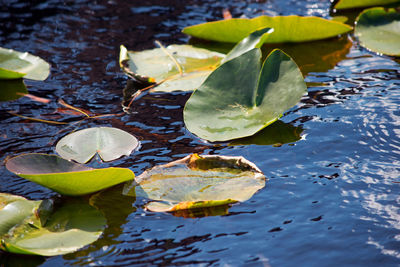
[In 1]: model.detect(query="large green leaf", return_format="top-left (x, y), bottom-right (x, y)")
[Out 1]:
top-left (5, 154), bottom-right (135, 196)
top-left (184, 48), bottom-right (307, 142)
top-left (334, 0), bottom-right (400, 10)
top-left (119, 27), bottom-right (273, 92)
top-left (182, 15), bottom-right (352, 43)
top-left (0, 195), bottom-right (106, 256)
top-left (355, 7), bottom-right (400, 56)
top-left (123, 154), bottom-right (265, 213)
top-left (119, 44), bottom-right (224, 92)
top-left (0, 47), bottom-right (50, 80)
top-left (55, 127), bottom-right (139, 163)
top-left (0, 79), bottom-right (27, 101)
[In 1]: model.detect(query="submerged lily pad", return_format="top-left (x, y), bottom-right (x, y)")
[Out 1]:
top-left (182, 15), bottom-right (352, 43)
top-left (0, 79), bottom-right (27, 101)
top-left (0, 47), bottom-right (50, 80)
top-left (119, 27), bottom-right (273, 92)
top-left (334, 0), bottom-right (400, 10)
top-left (0, 194), bottom-right (105, 256)
top-left (123, 154), bottom-right (266, 212)
top-left (184, 48), bottom-right (307, 142)
top-left (119, 44), bottom-right (224, 92)
top-left (355, 7), bottom-right (400, 56)
top-left (5, 154), bottom-right (135, 196)
top-left (56, 127), bottom-right (139, 163)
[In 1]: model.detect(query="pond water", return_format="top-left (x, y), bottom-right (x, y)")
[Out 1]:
top-left (1, 0), bottom-right (400, 266)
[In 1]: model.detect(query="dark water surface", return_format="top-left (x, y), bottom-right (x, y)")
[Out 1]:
top-left (1, 0), bottom-right (400, 266)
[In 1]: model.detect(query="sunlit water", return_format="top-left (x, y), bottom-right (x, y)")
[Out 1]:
top-left (0, 0), bottom-right (399, 266)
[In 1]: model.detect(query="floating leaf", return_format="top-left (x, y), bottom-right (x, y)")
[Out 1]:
top-left (119, 27), bottom-right (273, 92)
top-left (0, 47), bottom-right (50, 80)
top-left (119, 44), bottom-right (224, 92)
top-left (0, 79), bottom-right (27, 101)
top-left (334, 0), bottom-right (400, 10)
top-left (182, 15), bottom-right (352, 44)
top-left (123, 154), bottom-right (265, 212)
top-left (56, 127), bottom-right (139, 163)
top-left (0, 195), bottom-right (106, 256)
top-left (355, 7), bottom-right (400, 56)
top-left (184, 48), bottom-right (307, 142)
top-left (229, 120), bottom-right (303, 146)
top-left (5, 154), bottom-right (135, 196)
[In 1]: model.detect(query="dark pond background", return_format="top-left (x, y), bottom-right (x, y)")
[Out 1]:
top-left (1, 0), bottom-right (400, 266)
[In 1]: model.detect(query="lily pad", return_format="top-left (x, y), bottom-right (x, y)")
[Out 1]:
top-left (123, 154), bottom-right (266, 212)
top-left (229, 120), bottom-right (303, 146)
top-left (184, 48), bottom-right (307, 142)
top-left (182, 15), bottom-right (352, 43)
top-left (56, 127), bottom-right (139, 163)
top-left (334, 0), bottom-right (400, 10)
top-left (119, 44), bottom-right (224, 92)
top-left (0, 47), bottom-right (50, 80)
top-left (355, 7), bottom-right (400, 56)
top-left (5, 154), bottom-right (135, 196)
top-left (0, 79), bottom-right (27, 101)
top-left (0, 194), bottom-right (106, 256)
top-left (119, 27), bottom-right (273, 92)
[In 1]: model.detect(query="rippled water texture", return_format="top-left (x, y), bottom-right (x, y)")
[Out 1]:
top-left (1, 0), bottom-right (400, 266)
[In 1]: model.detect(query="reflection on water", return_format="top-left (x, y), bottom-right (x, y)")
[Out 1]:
top-left (0, 0), bottom-right (400, 266)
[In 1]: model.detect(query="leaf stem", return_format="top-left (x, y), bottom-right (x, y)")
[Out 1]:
top-left (155, 40), bottom-right (183, 76)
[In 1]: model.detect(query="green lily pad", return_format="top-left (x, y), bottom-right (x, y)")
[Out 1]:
top-left (182, 15), bottom-right (352, 44)
top-left (184, 48), bottom-right (307, 142)
top-left (5, 154), bottom-right (135, 196)
top-left (119, 44), bottom-right (224, 92)
top-left (123, 154), bottom-right (266, 212)
top-left (0, 79), bottom-right (27, 101)
top-left (355, 7), bottom-right (400, 56)
top-left (0, 47), bottom-right (50, 80)
top-left (55, 127), bottom-right (139, 163)
top-left (334, 0), bottom-right (400, 10)
top-left (119, 27), bottom-right (273, 92)
top-left (0, 194), bottom-right (105, 256)
top-left (229, 120), bottom-right (303, 146)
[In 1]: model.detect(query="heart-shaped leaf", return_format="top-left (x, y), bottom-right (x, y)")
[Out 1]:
top-left (184, 48), bottom-right (307, 142)
top-left (123, 154), bottom-right (265, 212)
top-left (56, 127), bottom-right (139, 163)
top-left (0, 79), bottom-right (27, 101)
top-left (182, 15), bottom-right (352, 43)
top-left (334, 0), bottom-right (400, 10)
top-left (0, 194), bottom-right (106, 256)
top-left (119, 27), bottom-right (273, 92)
top-left (0, 47), bottom-right (50, 80)
top-left (5, 154), bottom-right (135, 196)
top-left (355, 7), bottom-right (400, 56)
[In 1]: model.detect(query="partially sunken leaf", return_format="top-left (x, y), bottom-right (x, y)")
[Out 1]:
top-left (0, 196), bottom-right (105, 256)
top-left (123, 154), bottom-right (265, 212)
top-left (119, 44), bottom-right (224, 92)
top-left (334, 0), bottom-right (400, 10)
top-left (0, 47), bottom-right (50, 80)
top-left (182, 15), bottom-right (352, 43)
top-left (184, 48), bottom-right (307, 142)
top-left (355, 7), bottom-right (400, 56)
top-left (5, 154), bottom-right (135, 196)
top-left (0, 79), bottom-right (27, 101)
top-left (56, 127), bottom-right (139, 163)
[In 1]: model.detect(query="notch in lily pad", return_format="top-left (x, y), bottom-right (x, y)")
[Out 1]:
top-left (0, 193), bottom-right (106, 256)
top-left (56, 127), bottom-right (139, 163)
top-left (184, 48), bottom-right (307, 142)
top-left (5, 154), bottom-right (135, 196)
top-left (0, 47), bottom-right (50, 80)
top-left (123, 154), bottom-right (266, 213)
top-left (119, 27), bottom-right (273, 92)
